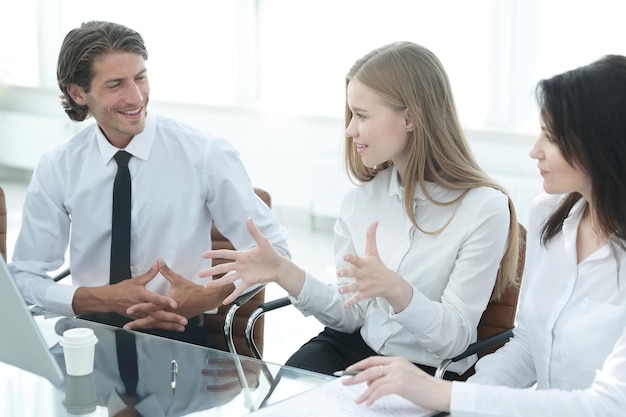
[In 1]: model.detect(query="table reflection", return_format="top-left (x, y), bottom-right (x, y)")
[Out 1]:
top-left (1, 314), bottom-right (332, 417)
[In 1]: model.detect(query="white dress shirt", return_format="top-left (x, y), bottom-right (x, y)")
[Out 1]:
top-left (10, 112), bottom-right (290, 317)
top-left (451, 193), bottom-right (626, 416)
top-left (292, 166), bottom-right (510, 373)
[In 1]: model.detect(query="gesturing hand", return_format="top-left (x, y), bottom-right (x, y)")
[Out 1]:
top-left (200, 217), bottom-right (302, 304)
top-left (337, 221), bottom-right (413, 312)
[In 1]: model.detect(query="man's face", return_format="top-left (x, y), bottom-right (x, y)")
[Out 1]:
top-left (69, 52), bottom-right (150, 148)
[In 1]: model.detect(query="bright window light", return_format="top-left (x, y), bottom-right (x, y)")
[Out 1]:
top-left (2, 0), bottom-right (626, 134)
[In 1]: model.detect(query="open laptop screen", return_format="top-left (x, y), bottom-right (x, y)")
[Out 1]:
top-left (0, 257), bottom-right (64, 385)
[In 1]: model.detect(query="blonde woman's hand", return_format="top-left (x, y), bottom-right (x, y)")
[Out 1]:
top-left (200, 217), bottom-right (305, 304)
top-left (337, 221), bottom-right (413, 311)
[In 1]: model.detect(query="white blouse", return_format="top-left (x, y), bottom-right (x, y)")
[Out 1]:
top-left (451, 193), bottom-right (626, 416)
top-left (292, 166), bottom-right (510, 373)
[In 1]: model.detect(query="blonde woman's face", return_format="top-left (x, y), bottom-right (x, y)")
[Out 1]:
top-left (345, 79), bottom-right (413, 174)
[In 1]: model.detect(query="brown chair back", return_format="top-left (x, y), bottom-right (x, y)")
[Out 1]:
top-left (204, 187), bottom-right (271, 357)
top-left (459, 223), bottom-right (527, 380)
top-left (0, 186), bottom-right (7, 261)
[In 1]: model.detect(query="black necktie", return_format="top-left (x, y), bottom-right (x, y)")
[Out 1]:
top-left (110, 150), bottom-right (132, 284)
top-left (110, 150), bottom-right (138, 400)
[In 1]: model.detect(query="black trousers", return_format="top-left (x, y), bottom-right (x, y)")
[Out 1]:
top-left (79, 312), bottom-right (217, 348)
top-left (285, 327), bottom-right (462, 380)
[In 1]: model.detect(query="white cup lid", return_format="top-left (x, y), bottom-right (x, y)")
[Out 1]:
top-left (61, 328), bottom-right (98, 347)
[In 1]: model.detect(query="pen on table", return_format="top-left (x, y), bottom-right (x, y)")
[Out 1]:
top-left (171, 360), bottom-right (178, 393)
top-left (333, 370), bottom-right (362, 377)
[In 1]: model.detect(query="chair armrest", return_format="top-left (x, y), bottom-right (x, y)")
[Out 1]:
top-left (257, 296), bottom-right (292, 313)
top-left (232, 284), bottom-right (266, 307)
top-left (52, 268), bottom-right (71, 282)
top-left (244, 296), bottom-right (292, 359)
top-left (451, 328), bottom-right (514, 362)
top-left (223, 285), bottom-right (268, 355)
top-left (434, 327), bottom-right (514, 379)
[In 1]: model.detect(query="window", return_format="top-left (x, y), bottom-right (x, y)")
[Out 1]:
top-left (257, 0), bottom-right (492, 128)
top-left (2, 0), bottom-right (626, 134)
top-left (536, 0), bottom-right (626, 79)
top-left (0, 0), bottom-right (39, 86)
top-left (0, 0), bottom-right (244, 106)
top-left (59, 0), bottom-right (242, 105)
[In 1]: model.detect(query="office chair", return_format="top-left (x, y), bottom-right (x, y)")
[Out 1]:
top-left (53, 187), bottom-right (272, 357)
top-left (434, 223), bottom-right (527, 380)
top-left (204, 187), bottom-right (271, 357)
top-left (244, 223), bottom-right (527, 377)
top-left (0, 185), bottom-right (6, 261)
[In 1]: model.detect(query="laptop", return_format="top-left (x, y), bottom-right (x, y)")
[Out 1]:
top-left (0, 256), bottom-right (64, 385)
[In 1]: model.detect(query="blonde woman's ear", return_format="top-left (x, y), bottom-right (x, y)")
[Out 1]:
top-left (403, 108), bottom-right (414, 132)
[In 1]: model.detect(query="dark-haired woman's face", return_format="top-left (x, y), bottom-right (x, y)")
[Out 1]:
top-left (529, 117), bottom-right (591, 198)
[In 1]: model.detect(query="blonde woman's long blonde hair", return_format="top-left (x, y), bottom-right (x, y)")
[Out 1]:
top-left (343, 41), bottom-right (519, 300)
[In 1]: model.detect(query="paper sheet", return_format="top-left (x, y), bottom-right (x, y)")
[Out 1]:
top-left (248, 377), bottom-right (438, 417)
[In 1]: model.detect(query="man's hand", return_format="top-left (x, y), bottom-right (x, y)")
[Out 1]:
top-left (123, 259), bottom-right (234, 330)
top-left (72, 261), bottom-right (186, 332)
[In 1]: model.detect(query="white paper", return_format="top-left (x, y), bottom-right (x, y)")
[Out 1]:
top-left (248, 377), bottom-right (438, 417)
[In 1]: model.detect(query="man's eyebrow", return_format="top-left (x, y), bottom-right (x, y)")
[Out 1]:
top-left (103, 69), bottom-right (147, 85)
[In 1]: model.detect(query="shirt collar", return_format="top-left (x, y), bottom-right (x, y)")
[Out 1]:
top-left (96, 111), bottom-right (156, 165)
top-left (387, 165), bottom-right (444, 202)
top-left (562, 196), bottom-right (611, 261)
top-left (388, 166), bottom-right (403, 197)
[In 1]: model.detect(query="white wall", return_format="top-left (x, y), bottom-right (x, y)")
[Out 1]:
top-left (0, 86), bottom-right (543, 227)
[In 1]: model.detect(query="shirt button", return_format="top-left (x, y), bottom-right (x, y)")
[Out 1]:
top-left (131, 265), bottom-right (137, 274)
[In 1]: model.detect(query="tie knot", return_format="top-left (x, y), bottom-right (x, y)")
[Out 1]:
top-left (114, 151), bottom-right (132, 168)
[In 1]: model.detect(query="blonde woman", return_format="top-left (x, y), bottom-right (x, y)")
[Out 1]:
top-left (202, 42), bottom-right (519, 379)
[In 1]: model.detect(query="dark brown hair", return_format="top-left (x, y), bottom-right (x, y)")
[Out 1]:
top-left (538, 55), bottom-right (626, 247)
top-left (57, 21), bottom-right (148, 121)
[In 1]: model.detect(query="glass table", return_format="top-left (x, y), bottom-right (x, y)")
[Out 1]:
top-left (1, 314), bottom-right (333, 417)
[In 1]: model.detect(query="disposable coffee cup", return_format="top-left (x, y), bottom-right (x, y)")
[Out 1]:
top-left (61, 328), bottom-right (98, 376)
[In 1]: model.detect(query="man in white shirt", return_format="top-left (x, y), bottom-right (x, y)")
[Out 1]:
top-left (9, 20), bottom-right (289, 345)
